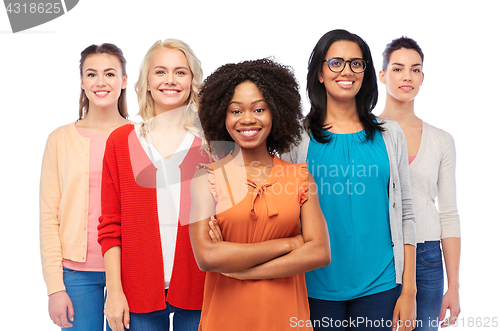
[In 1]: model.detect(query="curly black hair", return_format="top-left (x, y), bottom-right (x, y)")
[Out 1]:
top-left (198, 58), bottom-right (303, 157)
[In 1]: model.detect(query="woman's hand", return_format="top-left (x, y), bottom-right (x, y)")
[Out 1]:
top-left (206, 217), bottom-right (247, 279)
top-left (208, 216), bottom-right (223, 242)
top-left (104, 290), bottom-right (130, 331)
top-left (392, 291), bottom-right (416, 331)
top-left (221, 271), bottom-right (246, 280)
top-left (439, 288), bottom-right (461, 327)
top-left (289, 233), bottom-right (305, 250)
top-left (48, 291), bottom-right (74, 328)
top-left (440, 238), bottom-right (461, 328)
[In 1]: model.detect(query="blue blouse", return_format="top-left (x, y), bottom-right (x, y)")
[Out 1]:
top-left (305, 129), bottom-right (397, 301)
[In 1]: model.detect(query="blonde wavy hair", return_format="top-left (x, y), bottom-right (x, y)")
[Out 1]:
top-left (135, 39), bottom-right (204, 141)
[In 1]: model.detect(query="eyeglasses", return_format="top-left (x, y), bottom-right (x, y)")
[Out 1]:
top-left (324, 57), bottom-right (367, 73)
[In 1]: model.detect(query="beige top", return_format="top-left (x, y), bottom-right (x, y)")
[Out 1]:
top-left (40, 123), bottom-right (93, 295)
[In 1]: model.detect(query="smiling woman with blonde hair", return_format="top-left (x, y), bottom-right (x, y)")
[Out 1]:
top-left (135, 39), bottom-right (204, 139)
top-left (98, 38), bottom-right (208, 331)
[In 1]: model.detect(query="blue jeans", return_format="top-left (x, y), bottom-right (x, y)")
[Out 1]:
top-left (308, 285), bottom-right (402, 330)
top-left (128, 290), bottom-right (201, 331)
top-left (415, 241), bottom-right (444, 331)
top-left (63, 267), bottom-right (111, 331)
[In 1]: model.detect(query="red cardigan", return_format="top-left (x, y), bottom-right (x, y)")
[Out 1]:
top-left (98, 124), bottom-right (207, 313)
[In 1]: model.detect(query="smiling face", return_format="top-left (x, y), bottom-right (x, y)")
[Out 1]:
top-left (318, 40), bottom-right (365, 104)
top-left (225, 81), bottom-right (272, 152)
top-left (147, 48), bottom-right (192, 115)
top-left (379, 48), bottom-right (424, 103)
top-left (80, 54), bottom-right (127, 111)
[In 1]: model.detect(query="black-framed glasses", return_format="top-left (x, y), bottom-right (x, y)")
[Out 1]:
top-left (324, 57), bottom-right (367, 73)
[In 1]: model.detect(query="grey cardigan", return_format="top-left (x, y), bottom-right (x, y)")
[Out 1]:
top-left (410, 121), bottom-right (460, 243)
top-left (282, 117), bottom-right (416, 284)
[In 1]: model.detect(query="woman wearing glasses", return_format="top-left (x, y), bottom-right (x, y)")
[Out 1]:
top-left (283, 29), bottom-right (416, 330)
top-left (379, 37), bottom-right (461, 330)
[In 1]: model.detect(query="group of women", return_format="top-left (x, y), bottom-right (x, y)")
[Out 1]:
top-left (40, 29), bottom-right (461, 331)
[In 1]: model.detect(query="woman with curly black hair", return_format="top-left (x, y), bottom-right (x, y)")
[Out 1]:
top-left (189, 58), bottom-right (331, 331)
top-left (197, 58), bottom-right (304, 156)
top-left (283, 30), bottom-right (417, 330)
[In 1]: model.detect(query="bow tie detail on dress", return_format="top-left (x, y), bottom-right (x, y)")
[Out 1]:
top-left (248, 180), bottom-right (278, 220)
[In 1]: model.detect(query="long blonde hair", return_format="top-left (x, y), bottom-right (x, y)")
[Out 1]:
top-left (135, 39), bottom-right (203, 140)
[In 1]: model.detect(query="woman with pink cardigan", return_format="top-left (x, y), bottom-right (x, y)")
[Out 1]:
top-left (40, 43), bottom-right (130, 330)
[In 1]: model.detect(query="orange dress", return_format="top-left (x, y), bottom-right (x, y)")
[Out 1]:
top-left (198, 154), bottom-right (312, 331)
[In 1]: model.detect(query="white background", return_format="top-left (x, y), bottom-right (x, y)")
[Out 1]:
top-left (0, 0), bottom-right (498, 329)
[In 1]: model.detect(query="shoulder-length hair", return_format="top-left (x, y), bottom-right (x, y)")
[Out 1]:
top-left (79, 43), bottom-right (128, 120)
top-left (135, 39), bottom-right (203, 140)
top-left (305, 29), bottom-right (382, 143)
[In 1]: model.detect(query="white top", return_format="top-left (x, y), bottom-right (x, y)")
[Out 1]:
top-left (410, 121), bottom-right (460, 243)
top-left (135, 124), bottom-right (195, 288)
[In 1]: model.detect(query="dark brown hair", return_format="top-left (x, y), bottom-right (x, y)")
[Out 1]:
top-left (382, 36), bottom-right (424, 71)
top-left (78, 43), bottom-right (128, 120)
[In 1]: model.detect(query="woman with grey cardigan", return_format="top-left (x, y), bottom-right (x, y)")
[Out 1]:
top-left (378, 36), bottom-right (461, 331)
top-left (283, 29), bottom-right (417, 331)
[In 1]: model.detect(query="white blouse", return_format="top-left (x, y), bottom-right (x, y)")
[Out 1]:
top-left (135, 124), bottom-right (195, 288)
